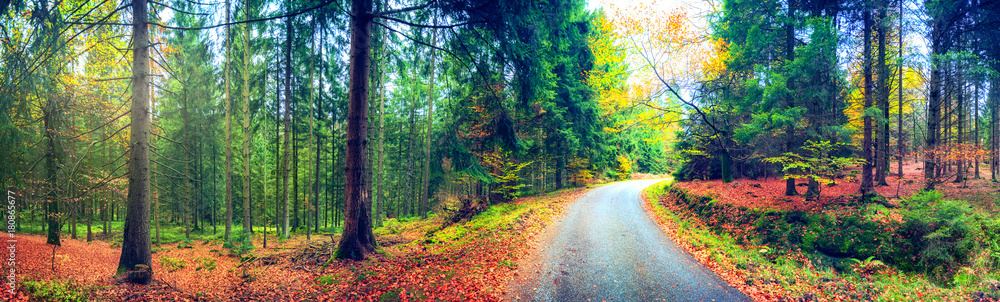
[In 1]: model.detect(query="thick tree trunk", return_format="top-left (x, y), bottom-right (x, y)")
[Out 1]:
top-left (335, 0), bottom-right (378, 260)
top-left (860, 7), bottom-right (875, 195)
top-left (118, 0), bottom-right (152, 282)
top-left (44, 97), bottom-right (60, 246)
top-left (876, 4), bottom-right (890, 186)
top-left (784, 0), bottom-right (797, 196)
top-left (281, 12), bottom-right (292, 239)
top-left (224, 0), bottom-right (234, 243)
top-left (925, 33), bottom-right (943, 189)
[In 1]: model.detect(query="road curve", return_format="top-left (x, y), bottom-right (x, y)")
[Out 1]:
top-left (509, 179), bottom-right (750, 301)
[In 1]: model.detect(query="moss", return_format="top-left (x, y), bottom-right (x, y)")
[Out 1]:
top-left (21, 279), bottom-right (94, 302)
top-left (159, 256), bottom-right (186, 271)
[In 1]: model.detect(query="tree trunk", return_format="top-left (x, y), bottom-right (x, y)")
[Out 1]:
top-left (421, 16), bottom-right (438, 218)
top-left (555, 141), bottom-right (564, 189)
top-left (860, 7), bottom-right (875, 195)
top-left (281, 11), bottom-right (293, 239)
top-left (956, 63), bottom-right (966, 183)
top-left (335, 0), bottom-right (378, 260)
top-left (975, 83), bottom-right (980, 179)
top-left (897, 0), bottom-right (904, 178)
top-left (375, 41), bottom-right (386, 228)
top-left (925, 28), bottom-right (943, 190)
top-left (991, 77), bottom-right (998, 182)
top-left (875, 3), bottom-right (889, 186)
top-left (242, 0), bottom-right (252, 235)
top-left (44, 97), bottom-right (60, 246)
top-left (404, 94), bottom-right (417, 217)
top-left (118, 0), bottom-right (153, 282)
top-left (784, 0), bottom-right (797, 195)
top-left (294, 124), bottom-right (300, 230)
top-left (307, 18), bottom-right (316, 242)
top-left (224, 0), bottom-right (234, 243)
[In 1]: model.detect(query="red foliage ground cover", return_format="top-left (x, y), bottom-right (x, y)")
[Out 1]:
top-left (5, 188), bottom-right (586, 301)
top-left (671, 162), bottom-right (1000, 212)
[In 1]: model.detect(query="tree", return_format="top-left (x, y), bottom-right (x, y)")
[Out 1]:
top-left (420, 11), bottom-right (438, 219)
top-left (335, 0), bottom-right (377, 260)
top-left (224, 0), bottom-right (235, 244)
top-left (117, 0), bottom-right (153, 284)
top-left (242, 0), bottom-right (253, 235)
top-left (281, 3), bottom-right (293, 239)
top-left (860, 3), bottom-right (875, 195)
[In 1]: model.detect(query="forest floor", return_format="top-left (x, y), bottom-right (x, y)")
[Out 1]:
top-left (673, 161), bottom-right (1000, 213)
top-left (646, 162), bottom-right (1000, 301)
top-left (7, 187), bottom-right (592, 301)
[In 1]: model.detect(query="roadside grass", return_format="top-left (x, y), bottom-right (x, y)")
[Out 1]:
top-left (643, 180), bottom-right (1000, 301)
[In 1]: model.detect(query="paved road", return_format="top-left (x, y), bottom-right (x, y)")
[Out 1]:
top-left (510, 179), bottom-right (750, 301)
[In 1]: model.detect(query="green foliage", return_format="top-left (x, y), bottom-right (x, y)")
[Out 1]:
top-left (764, 140), bottom-right (863, 193)
top-left (159, 256), bottom-right (186, 272)
top-left (228, 231), bottom-right (255, 260)
top-left (315, 274), bottom-right (341, 286)
top-left (21, 279), bottom-right (93, 302)
top-left (379, 288), bottom-right (403, 302)
top-left (195, 256), bottom-right (216, 271)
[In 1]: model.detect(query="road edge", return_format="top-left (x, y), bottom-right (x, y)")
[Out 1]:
top-left (640, 180), bottom-right (758, 301)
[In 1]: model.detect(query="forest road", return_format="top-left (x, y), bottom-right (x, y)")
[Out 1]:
top-left (509, 179), bottom-right (749, 302)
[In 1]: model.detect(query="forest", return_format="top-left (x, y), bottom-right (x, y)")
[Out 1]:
top-left (2, 0), bottom-right (1000, 300)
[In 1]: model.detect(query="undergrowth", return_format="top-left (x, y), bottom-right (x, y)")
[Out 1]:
top-left (644, 180), bottom-right (1000, 301)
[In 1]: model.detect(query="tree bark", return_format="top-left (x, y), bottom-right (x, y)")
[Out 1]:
top-left (118, 0), bottom-right (152, 281)
top-left (421, 13), bottom-right (438, 218)
top-left (242, 0), bottom-right (252, 235)
top-left (404, 93), bottom-right (417, 217)
top-left (307, 17), bottom-right (316, 242)
top-left (44, 97), bottom-right (60, 246)
top-left (875, 2), bottom-right (890, 186)
top-left (281, 10), bottom-right (292, 239)
top-left (975, 82), bottom-right (980, 179)
top-left (897, 0), bottom-right (904, 178)
top-left (860, 7), bottom-right (875, 195)
top-left (375, 35), bottom-right (386, 227)
top-left (335, 0), bottom-right (378, 260)
top-left (925, 26), bottom-right (943, 190)
top-left (224, 0), bottom-right (234, 243)
top-left (784, 0), bottom-right (798, 196)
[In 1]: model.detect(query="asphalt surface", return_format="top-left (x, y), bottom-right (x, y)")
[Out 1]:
top-left (510, 179), bottom-right (750, 302)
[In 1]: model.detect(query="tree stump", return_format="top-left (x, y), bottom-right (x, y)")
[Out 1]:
top-left (126, 264), bottom-right (153, 284)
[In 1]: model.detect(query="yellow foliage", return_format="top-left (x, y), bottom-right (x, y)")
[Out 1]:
top-left (616, 155), bottom-right (632, 180)
top-left (843, 66), bottom-right (923, 146)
